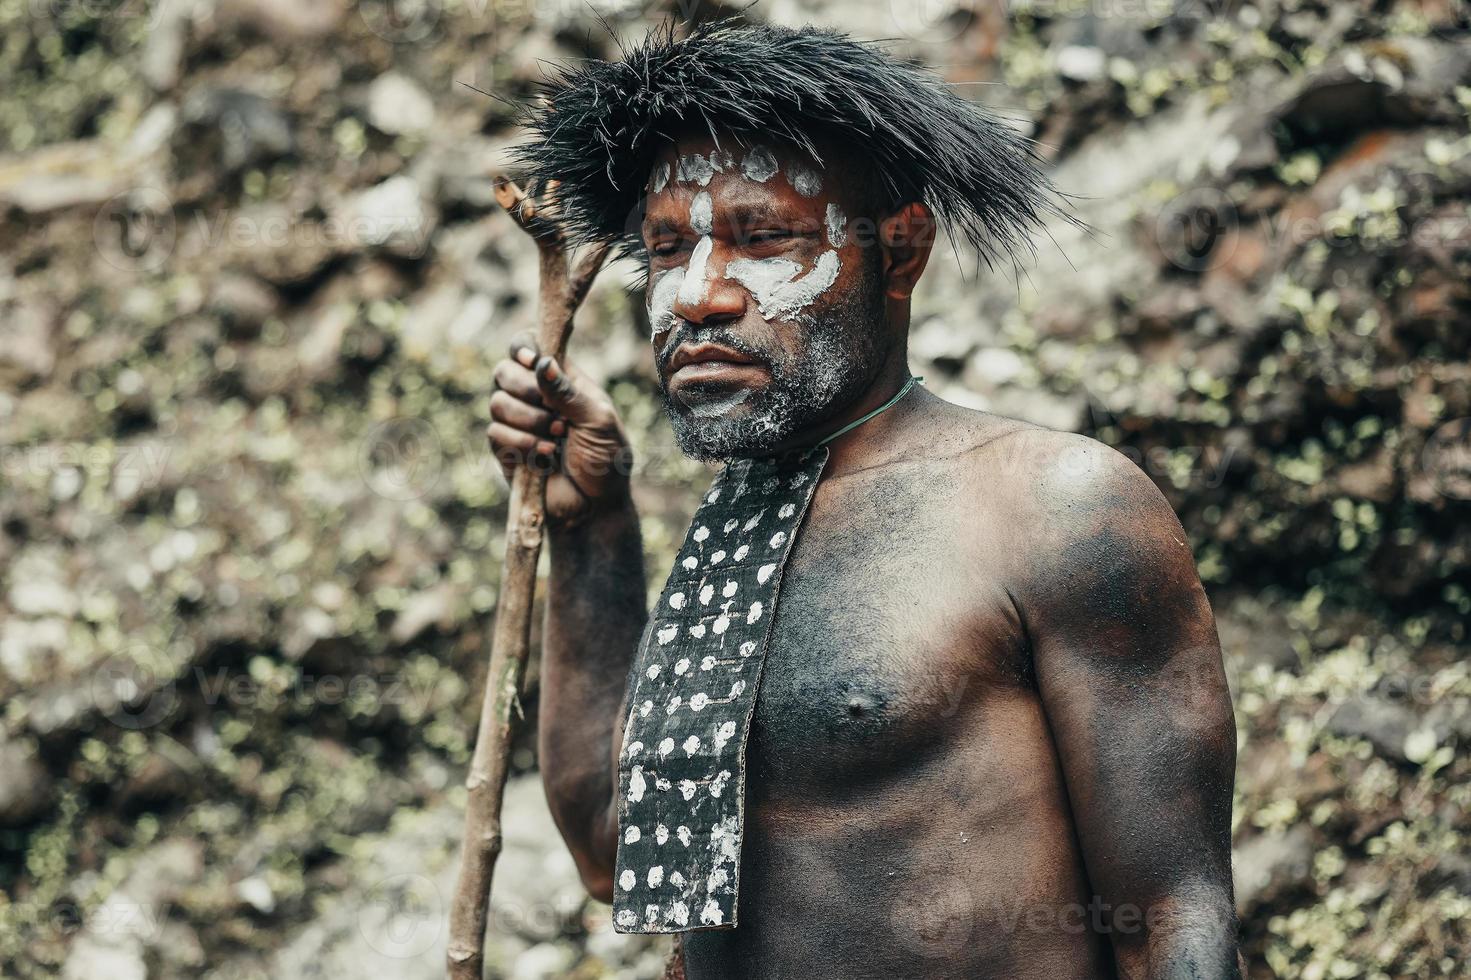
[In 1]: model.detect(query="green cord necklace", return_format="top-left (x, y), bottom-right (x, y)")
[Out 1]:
top-left (816, 374), bottom-right (925, 447)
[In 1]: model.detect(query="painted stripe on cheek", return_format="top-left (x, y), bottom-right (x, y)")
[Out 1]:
top-left (648, 266), bottom-right (686, 340)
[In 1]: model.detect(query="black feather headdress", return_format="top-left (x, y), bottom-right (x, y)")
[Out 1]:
top-left (510, 20), bottom-right (1073, 266)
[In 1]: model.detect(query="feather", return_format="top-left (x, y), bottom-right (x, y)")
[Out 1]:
top-left (508, 19), bottom-right (1075, 267)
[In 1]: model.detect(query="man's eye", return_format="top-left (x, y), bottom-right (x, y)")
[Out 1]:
top-left (746, 230), bottom-right (792, 245)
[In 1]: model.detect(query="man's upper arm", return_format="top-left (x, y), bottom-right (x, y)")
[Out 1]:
top-left (1009, 433), bottom-right (1240, 978)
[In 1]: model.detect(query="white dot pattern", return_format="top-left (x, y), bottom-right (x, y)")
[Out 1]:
top-left (613, 447), bottom-right (829, 934)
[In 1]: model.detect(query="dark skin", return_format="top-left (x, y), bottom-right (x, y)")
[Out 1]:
top-left (489, 134), bottom-right (1241, 979)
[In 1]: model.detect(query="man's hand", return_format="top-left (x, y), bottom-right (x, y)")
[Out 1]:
top-left (488, 335), bottom-right (631, 529)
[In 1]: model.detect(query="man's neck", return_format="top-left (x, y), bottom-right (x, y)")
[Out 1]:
top-left (762, 354), bottom-right (920, 473)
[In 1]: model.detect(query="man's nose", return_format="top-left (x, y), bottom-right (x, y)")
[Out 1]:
top-left (671, 241), bottom-right (745, 326)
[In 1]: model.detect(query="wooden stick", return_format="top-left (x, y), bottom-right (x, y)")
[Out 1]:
top-left (447, 178), bottom-right (610, 980)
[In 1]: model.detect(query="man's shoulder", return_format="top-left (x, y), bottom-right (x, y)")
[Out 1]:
top-left (934, 416), bottom-right (1190, 569)
top-left (929, 409), bottom-right (1166, 522)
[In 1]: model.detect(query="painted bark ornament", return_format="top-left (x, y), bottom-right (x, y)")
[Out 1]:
top-left (614, 447), bottom-right (829, 933)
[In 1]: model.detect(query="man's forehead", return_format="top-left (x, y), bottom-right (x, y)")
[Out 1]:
top-left (648, 135), bottom-right (824, 188)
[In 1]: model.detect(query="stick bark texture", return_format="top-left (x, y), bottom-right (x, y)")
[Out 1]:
top-left (447, 179), bottom-right (610, 979)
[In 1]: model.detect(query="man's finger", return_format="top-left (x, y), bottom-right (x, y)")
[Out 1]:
top-left (533, 354), bottom-right (595, 424)
top-left (509, 334), bottom-right (539, 368)
top-left (492, 359), bottom-right (543, 406)
top-left (487, 422), bottom-right (558, 466)
top-left (489, 390), bottom-right (557, 437)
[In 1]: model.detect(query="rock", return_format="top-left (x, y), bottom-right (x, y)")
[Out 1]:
top-left (491, 776), bottom-right (588, 942)
top-left (1055, 45), bottom-right (1106, 83)
top-left (268, 801), bottom-right (464, 979)
top-left (208, 273), bottom-right (282, 335)
top-left (179, 88), bottom-right (295, 172)
top-left (0, 738), bottom-right (54, 826)
top-left (510, 942), bottom-right (576, 980)
top-left (909, 315), bottom-right (978, 364)
top-left (0, 296), bottom-right (58, 383)
top-left (966, 347), bottom-right (1025, 388)
top-left (141, 0), bottom-right (192, 91)
top-left (368, 73), bottom-right (436, 137)
top-left (236, 875), bottom-right (277, 914)
top-left (1232, 824), bottom-right (1316, 913)
top-left (390, 585), bottom-right (458, 645)
top-left (336, 175), bottom-right (435, 257)
top-left (0, 138), bottom-right (156, 214)
top-left (1327, 694), bottom-right (1420, 763)
top-left (62, 839), bottom-right (203, 980)
top-left (217, 0), bottom-right (347, 41)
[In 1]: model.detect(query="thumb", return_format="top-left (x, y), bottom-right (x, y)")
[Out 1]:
top-left (533, 353), bottom-right (598, 425)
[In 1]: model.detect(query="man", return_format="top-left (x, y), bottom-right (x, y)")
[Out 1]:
top-left (488, 21), bottom-right (1239, 979)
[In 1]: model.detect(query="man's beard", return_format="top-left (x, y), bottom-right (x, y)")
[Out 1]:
top-left (657, 255), bottom-right (888, 461)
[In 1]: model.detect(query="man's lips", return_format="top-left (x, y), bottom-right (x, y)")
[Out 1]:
top-left (667, 342), bottom-right (768, 387)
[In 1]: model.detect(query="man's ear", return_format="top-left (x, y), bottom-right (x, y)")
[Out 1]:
top-left (878, 202), bottom-right (936, 301)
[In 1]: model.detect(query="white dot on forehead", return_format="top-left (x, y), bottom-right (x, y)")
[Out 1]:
top-left (741, 145), bottom-right (778, 182)
top-left (676, 152), bottom-right (716, 186)
top-left (789, 165), bottom-right (822, 197)
top-left (690, 191), bottom-right (713, 235)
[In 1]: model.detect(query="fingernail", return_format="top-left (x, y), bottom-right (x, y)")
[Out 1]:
top-left (516, 348), bottom-right (534, 367)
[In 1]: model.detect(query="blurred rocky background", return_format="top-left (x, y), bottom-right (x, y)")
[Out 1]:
top-left (1, 0), bottom-right (1468, 977)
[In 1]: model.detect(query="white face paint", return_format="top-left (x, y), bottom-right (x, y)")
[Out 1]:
top-left (789, 165), bottom-right (822, 198)
top-left (648, 146), bottom-right (840, 337)
top-left (647, 266), bottom-right (685, 340)
top-left (676, 235), bottom-right (714, 307)
top-left (825, 203), bottom-right (848, 247)
top-left (690, 191), bottom-right (713, 235)
top-left (676, 152), bottom-right (716, 186)
top-left (725, 250), bottom-right (842, 321)
top-left (741, 145), bottom-right (778, 182)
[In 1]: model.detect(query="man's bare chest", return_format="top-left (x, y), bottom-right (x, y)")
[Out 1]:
top-left (746, 483), bottom-right (1031, 794)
